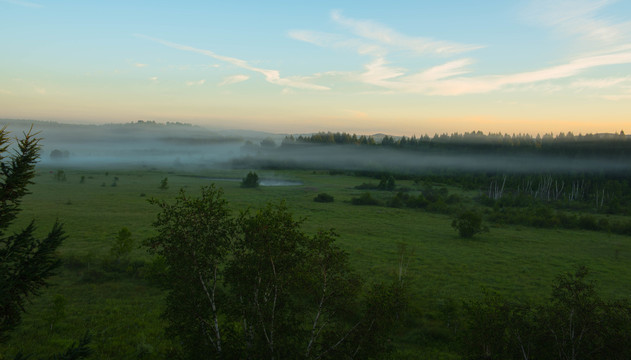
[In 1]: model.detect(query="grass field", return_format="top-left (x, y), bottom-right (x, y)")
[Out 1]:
top-left (3, 166), bottom-right (631, 359)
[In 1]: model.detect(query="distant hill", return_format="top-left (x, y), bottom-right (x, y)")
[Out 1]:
top-left (0, 119), bottom-right (252, 168)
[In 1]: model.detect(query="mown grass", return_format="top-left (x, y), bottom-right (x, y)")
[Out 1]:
top-left (2, 166), bottom-right (631, 359)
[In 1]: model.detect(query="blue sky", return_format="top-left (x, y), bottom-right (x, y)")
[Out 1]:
top-left (1, 0), bottom-right (631, 135)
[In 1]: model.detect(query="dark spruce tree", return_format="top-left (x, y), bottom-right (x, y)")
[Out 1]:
top-left (0, 127), bottom-right (90, 358)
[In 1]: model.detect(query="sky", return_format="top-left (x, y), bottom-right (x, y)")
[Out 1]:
top-left (1, 0), bottom-right (631, 136)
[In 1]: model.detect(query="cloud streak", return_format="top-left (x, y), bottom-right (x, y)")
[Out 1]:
top-left (358, 50), bottom-right (631, 95)
top-left (137, 8), bottom-right (631, 99)
top-left (571, 76), bottom-right (631, 89)
top-left (524, 0), bottom-right (631, 44)
top-left (331, 10), bottom-right (483, 55)
top-left (186, 79), bottom-right (206, 86)
top-left (286, 8), bottom-right (631, 98)
top-left (136, 34), bottom-right (330, 91)
top-left (288, 30), bottom-right (385, 56)
top-left (218, 74), bottom-right (249, 86)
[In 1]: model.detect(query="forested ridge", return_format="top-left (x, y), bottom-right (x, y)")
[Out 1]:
top-left (284, 130), bottom-right (630, 157)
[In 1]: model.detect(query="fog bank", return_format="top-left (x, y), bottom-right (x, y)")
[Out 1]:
top-left (2, 120), bottom-right (628, 174)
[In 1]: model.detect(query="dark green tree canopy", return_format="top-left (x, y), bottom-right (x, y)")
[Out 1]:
top-left (147, 186), bottom-right (407, 359)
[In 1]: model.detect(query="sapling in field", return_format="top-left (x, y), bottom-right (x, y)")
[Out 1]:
top-left (110, 227), bottom-right (134, 261)
top-left (159, 177), bottom-right (168, 190)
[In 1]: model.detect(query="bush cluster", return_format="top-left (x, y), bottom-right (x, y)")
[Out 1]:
top-left (489, 206), bottom-right (631, 235)
top-left (313, 193), bottom-right (334, 203)
top-left (351, 192), bottom-right (381, 206)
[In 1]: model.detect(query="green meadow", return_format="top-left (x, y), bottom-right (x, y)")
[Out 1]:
top-left (3, 166), bottom-right (631, 359)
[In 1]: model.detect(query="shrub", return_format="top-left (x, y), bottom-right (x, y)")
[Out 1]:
top-left (451, 211), bottom-right (488, 238)
top-left (314, 193), bottom-right (334, 203)
top-left (558, 213), bottom-right (578, 228)
top-left (241, 171), bottom-right (259, 188)
top-left (427, 199), bottom-right (449, 214)
top-left (406, 194), bottom-right (429, 208)
top-left (351, 192), bottom-right (381, 206)
top-left (578, 215), bottom-right (599, 231)
top-left (55, 169), bottom-right (66, 181)
top-left (446, 194), bottom-right (461, 204)
top-left (378, 175), bottom-right (396, 191)
top-left (355, 182), bottom-right (378, 190)
top-left (387, 194), bottom-right (405, 208)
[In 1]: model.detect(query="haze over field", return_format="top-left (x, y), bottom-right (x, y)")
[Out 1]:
top-left (3, 120), bottom-right (629, 174)
top-left (2, 1), bottom-right (631, 135)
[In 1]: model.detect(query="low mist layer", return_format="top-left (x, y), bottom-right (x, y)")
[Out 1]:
top-left (2, 120), bottom-right (629, 174)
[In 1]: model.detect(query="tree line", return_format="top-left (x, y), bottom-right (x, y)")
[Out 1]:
top-left (283, 130), bottom-right (630, 157)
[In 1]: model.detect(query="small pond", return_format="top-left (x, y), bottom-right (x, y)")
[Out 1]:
top-left (202, 177), bottom-right (303, 187)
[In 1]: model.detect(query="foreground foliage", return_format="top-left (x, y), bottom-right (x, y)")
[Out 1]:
top-left (146, 186), bottom-right (407, 359)
top-left (0, 127), bottom-right (66, 340)
top-left (1, 161), bottom-right (630, 358)
top-left (0, 127), bottom-right (91, 358)
top-left (462, 266), bottom-right (631, 360)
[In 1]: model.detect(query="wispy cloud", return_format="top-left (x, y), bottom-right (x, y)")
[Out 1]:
top-left (571, 76), bottom-right (631, 89)
top-left (135, 63), bottom-right (147, 68)
top-left (137, 9), bottom-right (631, 99)
top-left (331, 10), bottom-right (483, 55)
top-left (218, 74), bottom-right (249, 86)
top-left (406, 59), bottom-right (474, 82)
top-left (1, 0), bottom-right (42, 8)
top-left (524, 0), bottom-right (631, 44)
top-left (290, 11), bottom-right (481, 58)
top-left (149, 76), bottom-right (158, 82)
top-left (185, 79), bottom-right (206, 86)
top-left (288, 30), bottom-right (384, 56)
top-left (136, 34), bottom-right (330, 91)
top-left (0, 89), bottom-right (12, 95)
top-left (344, 109), bottom-right (369, 119)
top-left (357, 50), bottom-right (631, 95)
